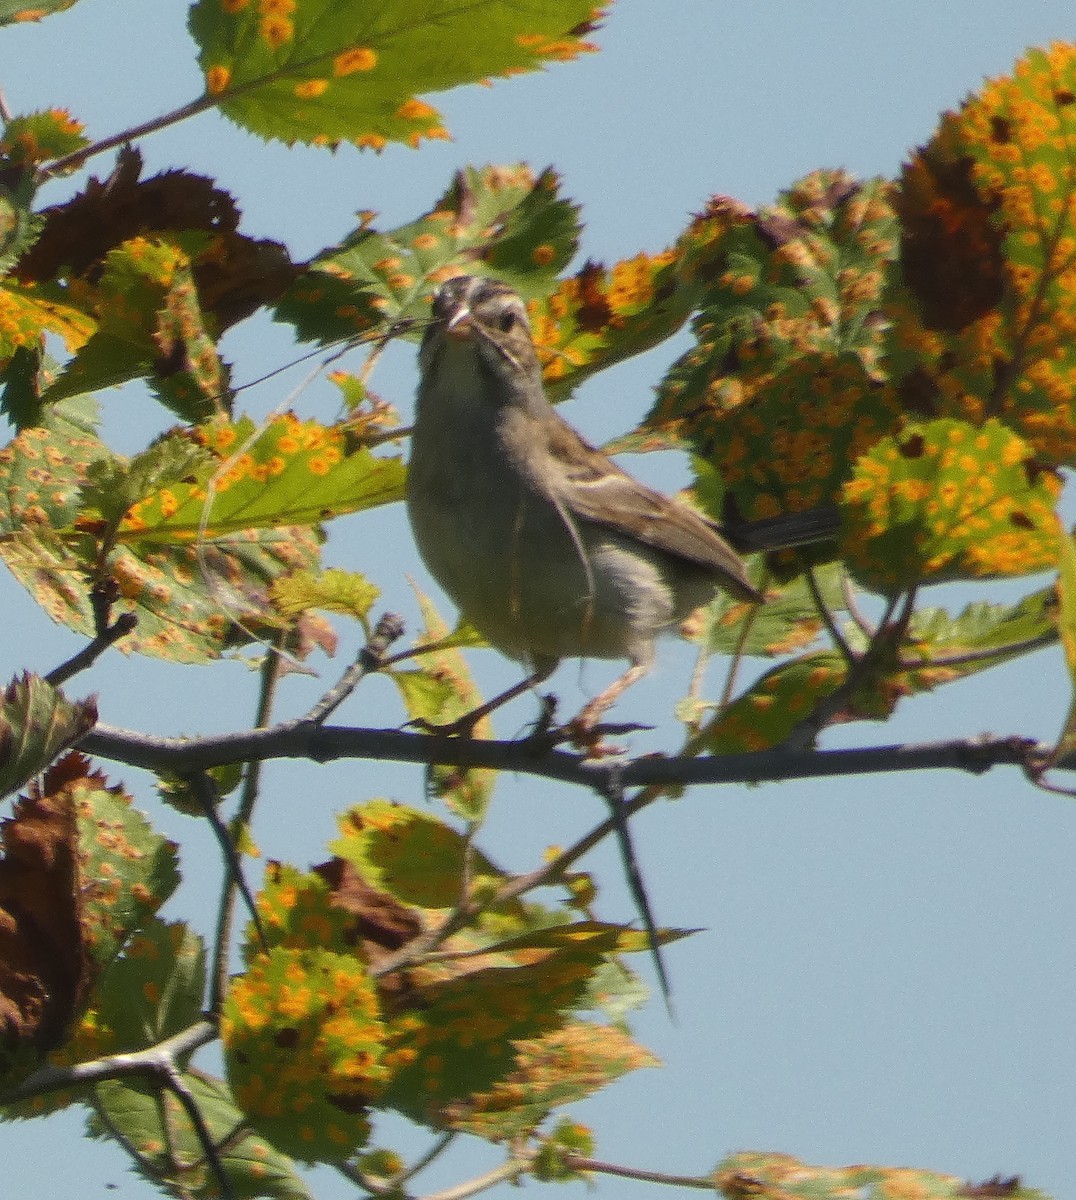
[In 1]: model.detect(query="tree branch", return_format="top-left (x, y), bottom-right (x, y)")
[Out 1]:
top-left (0, 1020), bottom-right (217, 1104)
top-left (45, 612), bottom-right (138, 688)
top-left (79, 720), bottom-right (1050, 789)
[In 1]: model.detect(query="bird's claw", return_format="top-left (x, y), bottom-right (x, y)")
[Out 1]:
top-left (406, 712), bottom-right (482, 738)
top-left (544, 716), bottom-right (655, 757)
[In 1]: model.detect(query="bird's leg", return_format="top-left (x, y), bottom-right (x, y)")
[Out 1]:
top-left (569, 660), bottom-right (652, 737)
top-left (410, 660), bottom-right (557, 737)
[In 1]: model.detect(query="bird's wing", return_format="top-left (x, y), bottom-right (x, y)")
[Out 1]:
top-left (542, 415), bottom-right (762, 603)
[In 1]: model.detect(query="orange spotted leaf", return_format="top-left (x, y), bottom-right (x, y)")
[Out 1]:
top-left (700, 652), bottom-right (848, 753)
top-left (222, 946), bottom-right (386, 1162)
top-left (39, 234), bottom-right (228, 422)
top-left (113, 414), bottom-right (404, 543)
top-left (189, 0), bottom-right (605, 149)
top-left (713, 1152), bottom-right (1026, 1200)
top-left (528, 250), bottom-right (699, 397)
top-left (330, 800), bottom-right (507, 912)
top-left (647, 172), bottom-right (902, 524)
top-left (0, 673), bottom-right (97, 802)
top-left (444, 1022), bottom-right (657, 1141)
top-left (0, 108), bottom-right (86, 168)
top-left (69, 758), bottom-right (181, 969)
top-left (889, 43), bottom-right (1076, 466)
top-left (842, 418), bottom-right (1061, 593)
top-left (276, 164), bottom-right (579, 347)
top-left (379, 943), bottom-right (599, 1128)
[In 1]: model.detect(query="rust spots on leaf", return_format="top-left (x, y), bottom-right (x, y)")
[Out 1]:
top-left (16, 146), bottom-right (296, 330)
top-left (0, 753), bottom-right (96, 1067)
top-left (897, 145), bottom-right (1005, 331)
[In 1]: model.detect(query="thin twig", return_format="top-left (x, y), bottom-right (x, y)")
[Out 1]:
top-left (779, 592), bottom-right (905, 752)
top-left (841, 573), bottom-right (875, 639)
top-left (161, 1064), bottom-right (235, 1200)
top-left (804, 563), bottom-right (853, 665)
top-left (45, 613), bottom-right (138, 687)
top-left (299, 612), bottom-right (406, 726)
top-left (399, 1131), bottom-right (459, 1185)
top-left (418, 1156), bottom-right (529, 1200)
top-left (210, 639), bottom-right (284, 1012)
top-left (716, 593), bottom-right (762, 712)
top-left (0, 1020), bottom-right (216, 1104)
top-left (555, 1152), bottom-right (717, 1190)
top-left (187, 770), bottom-right (265, 1005)
top-left (39, 94), bottom-right (221, 179)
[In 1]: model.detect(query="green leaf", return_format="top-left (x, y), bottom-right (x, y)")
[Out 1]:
top-left (531, 1116), bottom-right (598, 1180)
top-left (276, 164), bottom-right (580, 347)
top-left (387, 587), bottom-right (496, 821)
top-left (0, 0), bottom-right (79, 27)
top-left (448, 1024), bottom-right (655, 1142)
top-left (842, 418), bottom-right (1062, 593)
top-left (0, 109), bottom-right (87, 168)
top-left (72, 919), bottom-right (206, 1059)
top-left (80, 435), bottom-right (215, 528)
top-left (189, 0), bottom-right (604, 149)
top-left (331, 800), bottom-right (505, 910)
top-left (0, 674), bottom-right (96, 801)
top-left (714, 1152), bottom-right (1048, 1200)
top-left (74, 765), bottom-right (181, 970)
top-left (157, 761), bottom-right (243, 816)
top-left (900, 588), bottom-right (1057, 676)
top-left (271, 567), bottom-right (380, 625)
top-left (0, 165), bottom-right (40, 278)
top-left (223, 946), bottom-right (384, 1162)
top-left (88, 1072), bottom-right (313, 1199)
top-left (40, 236), bottom-right (228, 422)
top-left (646, 172), bottom-right (902, 521)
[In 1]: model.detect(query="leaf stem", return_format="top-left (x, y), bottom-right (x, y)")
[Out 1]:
top-left (40, 95), bottom-right (222, 180)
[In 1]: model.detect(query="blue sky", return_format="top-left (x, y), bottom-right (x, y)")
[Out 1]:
top-left (2, 2), bottom-right (1076, 1198)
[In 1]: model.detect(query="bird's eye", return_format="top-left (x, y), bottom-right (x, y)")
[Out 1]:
top-left (497, 310), bottom-right (518, 332)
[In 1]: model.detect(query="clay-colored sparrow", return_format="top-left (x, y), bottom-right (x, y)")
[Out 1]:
top-left (406, 274), bottom-right (764, 733)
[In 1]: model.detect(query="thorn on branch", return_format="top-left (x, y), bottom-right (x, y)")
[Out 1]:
top-left (595, 763), bottom-right (674, 1018)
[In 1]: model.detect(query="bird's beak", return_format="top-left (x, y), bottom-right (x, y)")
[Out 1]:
top-left (443, 302), bottom-right (473, 339)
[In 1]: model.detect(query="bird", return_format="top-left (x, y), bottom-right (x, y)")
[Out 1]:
top-left (405, 273), bottom-right (766, 737)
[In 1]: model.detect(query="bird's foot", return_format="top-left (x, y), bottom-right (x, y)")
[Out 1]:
top-left (407, 710), bottom-right (484, 738)
top-left (555, 716), bottom-right (654, 758)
